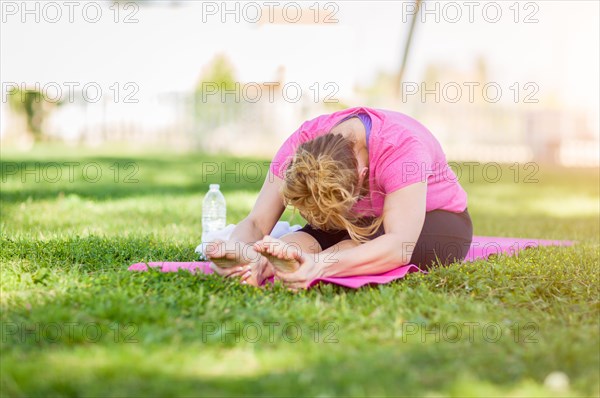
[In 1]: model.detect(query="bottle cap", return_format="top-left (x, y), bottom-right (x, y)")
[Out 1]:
top-left (210, 184), bottom-right (220, 190)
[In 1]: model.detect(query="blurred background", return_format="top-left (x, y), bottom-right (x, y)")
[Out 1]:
top-left (1, 0), bottom-right (599, 167)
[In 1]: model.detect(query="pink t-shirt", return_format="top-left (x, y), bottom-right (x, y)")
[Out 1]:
top-left (269, 106), bottom-right (468, 217)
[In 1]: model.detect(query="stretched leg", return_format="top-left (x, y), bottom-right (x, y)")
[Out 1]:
top-left (256, 224), bottom-right (369, 274)
top-left (257, 235), bottom-right (362, 273)
top-left (207, 230), bottom-right (319, 267)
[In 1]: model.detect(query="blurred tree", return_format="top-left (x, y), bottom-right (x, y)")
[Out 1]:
top-left (5, 87), bottom-right (59, 142)
top-left (193, 54), bottom-right (241, 136)
top-left (196, 53), bottom-right (238, 93)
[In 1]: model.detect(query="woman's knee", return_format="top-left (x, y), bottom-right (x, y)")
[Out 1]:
top-left (278, 231), bottom-right (322, 255)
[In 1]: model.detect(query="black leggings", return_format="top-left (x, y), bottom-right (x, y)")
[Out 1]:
top-left (297, 208), bottom-right (473, 270)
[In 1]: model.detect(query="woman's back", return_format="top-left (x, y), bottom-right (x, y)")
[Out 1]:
top-left (270, 107), bottom-right (468, 217)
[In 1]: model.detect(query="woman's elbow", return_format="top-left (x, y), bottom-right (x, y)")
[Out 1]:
top-left (393, 252), bottom-right (413, 266)
top-left (387, 235), bottom-right (417, 266)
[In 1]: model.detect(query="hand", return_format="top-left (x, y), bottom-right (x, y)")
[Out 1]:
top-left (273, 253), bottom-right (323, 291)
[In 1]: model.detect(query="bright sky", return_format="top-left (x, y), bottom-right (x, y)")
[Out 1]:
top-left (1, 0), bottom-right (598, 115)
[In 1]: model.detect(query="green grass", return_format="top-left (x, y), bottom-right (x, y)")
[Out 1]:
top-left (1, 146), bottom-right (599, 397)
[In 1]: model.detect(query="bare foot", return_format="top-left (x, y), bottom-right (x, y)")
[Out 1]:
top-left (254, 235), bottom-right (303, 273)
top-left (205, 240), bottom-right (255, 269)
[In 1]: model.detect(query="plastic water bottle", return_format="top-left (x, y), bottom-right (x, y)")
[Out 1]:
top-left (202, 184), bottom-right (227, 243)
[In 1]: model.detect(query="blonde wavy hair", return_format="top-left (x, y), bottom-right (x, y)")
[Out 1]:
top-left (282, 133), bottom-right (384, 243)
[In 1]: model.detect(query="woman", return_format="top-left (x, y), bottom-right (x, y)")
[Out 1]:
top-left (206, 106), bottom-right (473, 289)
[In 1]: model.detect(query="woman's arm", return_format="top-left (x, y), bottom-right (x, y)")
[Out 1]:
top-left (229, 170), bottom-right (286, 243)
top-left (317, 181), bottom-right (427, 277)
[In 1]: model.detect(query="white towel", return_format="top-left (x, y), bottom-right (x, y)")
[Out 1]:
top-left (195, 221), bottom-right (302, 259)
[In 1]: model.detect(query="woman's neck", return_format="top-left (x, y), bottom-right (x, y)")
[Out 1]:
top-left (331, 117), bottom-right (368, 165)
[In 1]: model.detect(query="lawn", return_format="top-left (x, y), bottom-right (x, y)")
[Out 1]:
top-left (1, 146), bottom-right (599, 397)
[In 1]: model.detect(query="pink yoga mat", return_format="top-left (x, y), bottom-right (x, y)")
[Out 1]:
top-left (128, 235), bottom-right (574, 289)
